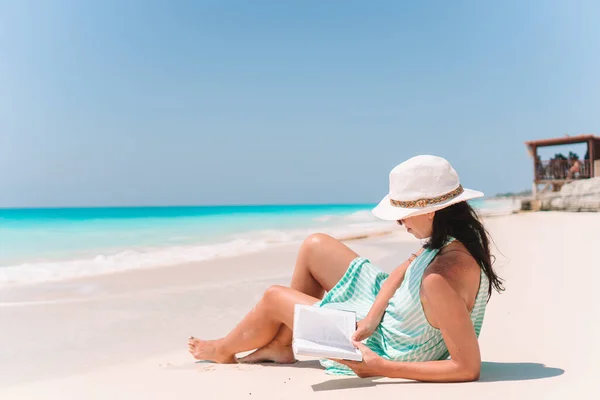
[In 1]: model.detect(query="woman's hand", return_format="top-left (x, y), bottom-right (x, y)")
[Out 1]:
top-left (330, 342), bottom-right (384, 378)
top-left (352, 318), bottom-right (379, 341)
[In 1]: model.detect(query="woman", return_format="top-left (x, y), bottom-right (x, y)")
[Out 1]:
top-left (188, 155), bottom-right (504, 382)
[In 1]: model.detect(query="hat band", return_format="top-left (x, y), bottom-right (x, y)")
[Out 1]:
top-left (390, 185), bottom-right (464, 208)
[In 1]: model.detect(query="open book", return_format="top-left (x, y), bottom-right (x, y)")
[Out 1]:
top-left (292, 304), bottom-right (363, 361)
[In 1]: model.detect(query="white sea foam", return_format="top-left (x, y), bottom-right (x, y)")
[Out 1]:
top-left (343, 210), bottom-right (377, 221)
top-left (476, 199), bottom-right (522, 217)
top-left (0, 220), bottom-right (395, 286)
top-left (0, 239), bottom-right (273, 285)
top-left (312, 210), bottom-right (377, 223)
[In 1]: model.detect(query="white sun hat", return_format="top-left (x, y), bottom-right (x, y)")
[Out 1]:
top-left (372, 155), bottom-right (484, 221)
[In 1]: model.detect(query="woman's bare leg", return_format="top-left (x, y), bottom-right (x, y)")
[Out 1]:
top-left (237, 233), bottom-right (359, 363)
top-left (188, 233), bottom-right (359, 363)
top-left (188, 285), bottom-right (318, 363)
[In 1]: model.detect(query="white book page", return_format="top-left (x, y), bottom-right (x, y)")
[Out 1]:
top-left (293, 305), bottom-right (362, 360)
top-left (292, 338), bottom-right (362, 361)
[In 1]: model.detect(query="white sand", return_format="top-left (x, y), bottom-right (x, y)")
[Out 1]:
top-left (0, 212), bottom-right (598, 399)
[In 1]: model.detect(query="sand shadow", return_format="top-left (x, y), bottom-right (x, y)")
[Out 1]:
top-left (173, 359), bottom-right (324, 371)
top-left (312, 377), bottom-right (405, 391)
top-left (311, 361), bottom-right (565, 392)
top-left (184, 359), bottom-right (564, 388)
top-left (479, 361), bottom-right (564, 382)
top-left (246, 359), bottom-right (324, 370)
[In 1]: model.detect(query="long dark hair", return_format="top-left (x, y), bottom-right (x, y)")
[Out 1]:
top-left (424, 201), bottom-right (505, 299)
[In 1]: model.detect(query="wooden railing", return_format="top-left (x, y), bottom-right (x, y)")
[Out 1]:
top-left (535, 160), bottom-right (591, 181)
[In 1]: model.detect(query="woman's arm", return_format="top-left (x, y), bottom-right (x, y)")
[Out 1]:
top-left (375, 270), bottom-right (481, 381)
top-left (340, 254), bottom-right (483, 382)
top-left (353, 249), bottom-right (422, 340)
top-left (367, 251), bottom-right (420, 321)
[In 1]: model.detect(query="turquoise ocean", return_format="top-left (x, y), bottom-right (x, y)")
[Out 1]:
top-left (0, 200), bottom-right (516, 285)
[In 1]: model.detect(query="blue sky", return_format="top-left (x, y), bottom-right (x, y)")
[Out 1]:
top-left (1, 0), bottom-right (599, 207)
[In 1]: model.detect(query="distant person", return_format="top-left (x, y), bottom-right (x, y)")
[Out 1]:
top-left (567, 158), bottom-right (581, 179)
top-left (188, 155), bottom-right (504, 381)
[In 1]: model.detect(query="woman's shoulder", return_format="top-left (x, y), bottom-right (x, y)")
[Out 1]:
top-left (422, 241), bottom-right (481, 306)
top-left (424, 250), bottom-right (478, 283)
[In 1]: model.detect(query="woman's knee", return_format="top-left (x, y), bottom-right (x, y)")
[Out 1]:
top-left (302, 233), bottom-right (338, 254)
top-left (262, 285), bottom-right (298, 317)
top-left (263, 285), bottom-right (286, 303)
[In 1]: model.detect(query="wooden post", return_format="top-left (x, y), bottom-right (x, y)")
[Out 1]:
top-left (590, 139), bottom-right (596, 177)
top-left (532, 145), bottom-right (538, 197)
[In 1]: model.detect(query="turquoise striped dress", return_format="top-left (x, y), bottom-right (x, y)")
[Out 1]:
top-left (315, 237), bottom-right (489, 375)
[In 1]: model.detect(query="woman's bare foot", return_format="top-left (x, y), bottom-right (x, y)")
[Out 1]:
top-left (237, 341), bottom-right (297, 364)
top-left (188, 337), bottom-right (237, 364)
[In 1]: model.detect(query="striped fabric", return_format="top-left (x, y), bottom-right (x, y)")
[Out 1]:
top-left (315, 237), bottom-right (489, 375)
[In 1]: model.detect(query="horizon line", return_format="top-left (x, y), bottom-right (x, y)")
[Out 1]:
top-left (0, 202), bottom-right (381, 211)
